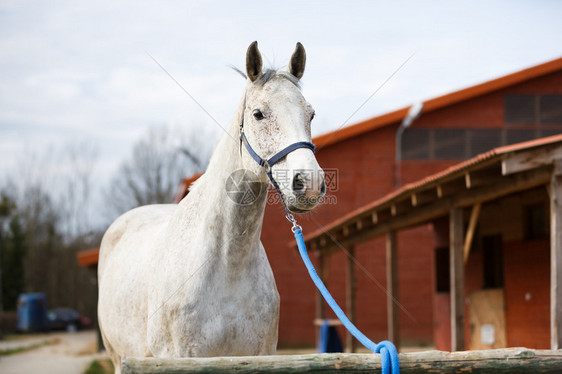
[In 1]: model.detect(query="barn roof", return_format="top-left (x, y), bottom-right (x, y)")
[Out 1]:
top-left (314, 56), bottom-right (562, 149)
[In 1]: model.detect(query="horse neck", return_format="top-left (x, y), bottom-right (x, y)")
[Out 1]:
top-left (185, 91), bottom-right (268, 258)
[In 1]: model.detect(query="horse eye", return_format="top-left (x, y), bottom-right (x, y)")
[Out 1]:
top-left (253, 109), bottom-right (264, 121)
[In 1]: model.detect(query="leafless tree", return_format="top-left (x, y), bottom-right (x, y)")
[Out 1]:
top-left (104, 124), bottom-right (213, 219)
top-left (0, 140), bottom-right (100, 318)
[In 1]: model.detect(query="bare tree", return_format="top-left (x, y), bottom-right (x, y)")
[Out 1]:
top-left (57, 141), bottom-right (98, 238)
top-left (0, 140), bottom-right (100, 318)
top-left (104, 124), bottom-right (213, 219)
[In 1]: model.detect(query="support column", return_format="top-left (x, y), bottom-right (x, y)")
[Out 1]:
top-left (345, 246), bottom-right (357, 353)
top-left (450, 207), bottom-right (465, 351)
top-left (550, 160), bottom-right (562, 349)
top-left (386, 231), bottom-right (400, 350)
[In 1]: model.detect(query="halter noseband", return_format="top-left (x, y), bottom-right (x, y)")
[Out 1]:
top-left (239, 100), bottom-right (316, 224)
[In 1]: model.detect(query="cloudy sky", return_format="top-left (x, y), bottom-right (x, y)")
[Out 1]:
top-left (1, 1), bottom-right (561, 181)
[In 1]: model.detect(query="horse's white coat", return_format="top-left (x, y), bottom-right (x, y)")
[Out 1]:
top-left (98, 42), bottom-right (325, 373)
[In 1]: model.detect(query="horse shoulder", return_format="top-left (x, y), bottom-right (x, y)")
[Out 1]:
top-left (99, 204), bottom-right (176, 272)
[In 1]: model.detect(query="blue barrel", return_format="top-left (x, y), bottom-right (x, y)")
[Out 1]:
top-left (17, 293), bottom-right (48, 332)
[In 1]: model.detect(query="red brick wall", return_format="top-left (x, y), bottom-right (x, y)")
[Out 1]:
top-left (261, 69), bottom-right (562, 348)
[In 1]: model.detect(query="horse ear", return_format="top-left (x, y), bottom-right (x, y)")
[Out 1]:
top-left (288, 42), bottom-right (306, 80)
top-left (246, 41), bottom-right (263, 82)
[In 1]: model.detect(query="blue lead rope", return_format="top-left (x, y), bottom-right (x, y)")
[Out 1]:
top-left (238, 110), bottom-right (399, 373)
top-left (294, 228), bottom-right (400, 374)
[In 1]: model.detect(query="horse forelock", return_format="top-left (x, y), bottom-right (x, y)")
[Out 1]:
top-left (255, 69), bottom-right (301, 89)
top-left (231, 66), bottom-right (301, 90)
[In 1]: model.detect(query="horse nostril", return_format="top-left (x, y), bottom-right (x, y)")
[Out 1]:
top-left (320, 180), bottom-right (326, 195)
top-left (292, 173), bottom-right (306, 193)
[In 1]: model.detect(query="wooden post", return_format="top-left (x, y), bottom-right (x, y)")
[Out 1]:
top-left (386, 231), bottom-right (400, 350)
top-left (550, 160), bottom-right (562, 350)
top-left (345, 246), bottom-right (357, 353)
top-left (450, 207), bottom-right (465, 351)
top-left (315, 251), bottom-right (326, 345)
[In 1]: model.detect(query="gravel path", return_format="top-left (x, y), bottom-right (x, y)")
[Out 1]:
top-left (0, 331), bottom-right (109, 374)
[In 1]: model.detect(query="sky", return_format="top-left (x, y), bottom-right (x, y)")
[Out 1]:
top-left (1, 0), bottom-right (561, 186)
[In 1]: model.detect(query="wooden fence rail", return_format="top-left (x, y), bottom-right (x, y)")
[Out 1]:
top-left (122, 348), bottom-right (562, 373)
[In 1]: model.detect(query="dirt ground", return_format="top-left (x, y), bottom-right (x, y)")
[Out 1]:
top-left (0, 330), bottom-right (108, 374)
top-left (0, 329), bottom-right (431, 374)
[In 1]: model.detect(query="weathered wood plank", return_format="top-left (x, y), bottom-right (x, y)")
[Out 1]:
top-left (122, 348), bottom-right (562, 373)
top-left (502, 144), bottom-right (562, 175)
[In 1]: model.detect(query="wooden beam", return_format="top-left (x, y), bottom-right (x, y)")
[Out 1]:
top-left (464, 165), bottom-right (503, 189)
top-left (122, 348), bottom-right (562, 373)
top-left (455, 166), bottom-right (551, 207)
top-left (437, 179), bottom-right (466, 198)
top-left (345, 246), bottom-right (357, 353)
top-left (386, 231), bottom-right (400, 350)
top-left (502, 144), bottom-right (562, 175)
top-left (355, 220), bottom-right (363, 230)
top-left (550, 159), bottom-right (562, 350)
top-left (450, 207), bottom-right (465, 351)
top-left (411, 189), bottom-right (438, 207)
top-left (463, 203), bottom-right (481, 264)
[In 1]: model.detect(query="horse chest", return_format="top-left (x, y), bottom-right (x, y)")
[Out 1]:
top-left (190, 265), bottom-right (279, 355)
top-left (150, 250), bottom-right (280, 357)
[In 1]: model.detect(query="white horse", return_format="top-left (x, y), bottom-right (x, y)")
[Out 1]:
top-left (98, 41), bottom-right (325, 372)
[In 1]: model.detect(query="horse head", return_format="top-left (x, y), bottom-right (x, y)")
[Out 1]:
top-left (240, 41), bottom-right (325, 213)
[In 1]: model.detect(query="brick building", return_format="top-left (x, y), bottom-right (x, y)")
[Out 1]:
top-left (176, 56), bottom-right (562, 349)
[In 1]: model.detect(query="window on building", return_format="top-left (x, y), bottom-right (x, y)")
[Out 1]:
top-left (504, 94), bottom-right (537, 124)
top-left (505, 94), bottom-right (562, 125)
top-left (402, 127), bottom-right (562, 161)
top-left (401, 128), bottom-right (431, 160)
top-left (434, 129), bottom-right (466, 159)
top-left (469, 129), bottom-right (503, 156)
top-left (541, 95), bottom-right (562, 124)
top-left (482, 235), bottom-right (504, 289)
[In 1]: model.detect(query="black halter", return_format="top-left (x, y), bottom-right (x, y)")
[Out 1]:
top-left (239, 100), bottom-right (316, 221)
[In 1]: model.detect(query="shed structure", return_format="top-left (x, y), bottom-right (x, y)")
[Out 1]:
top-left (303, 135), bottom-right (562, 351)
